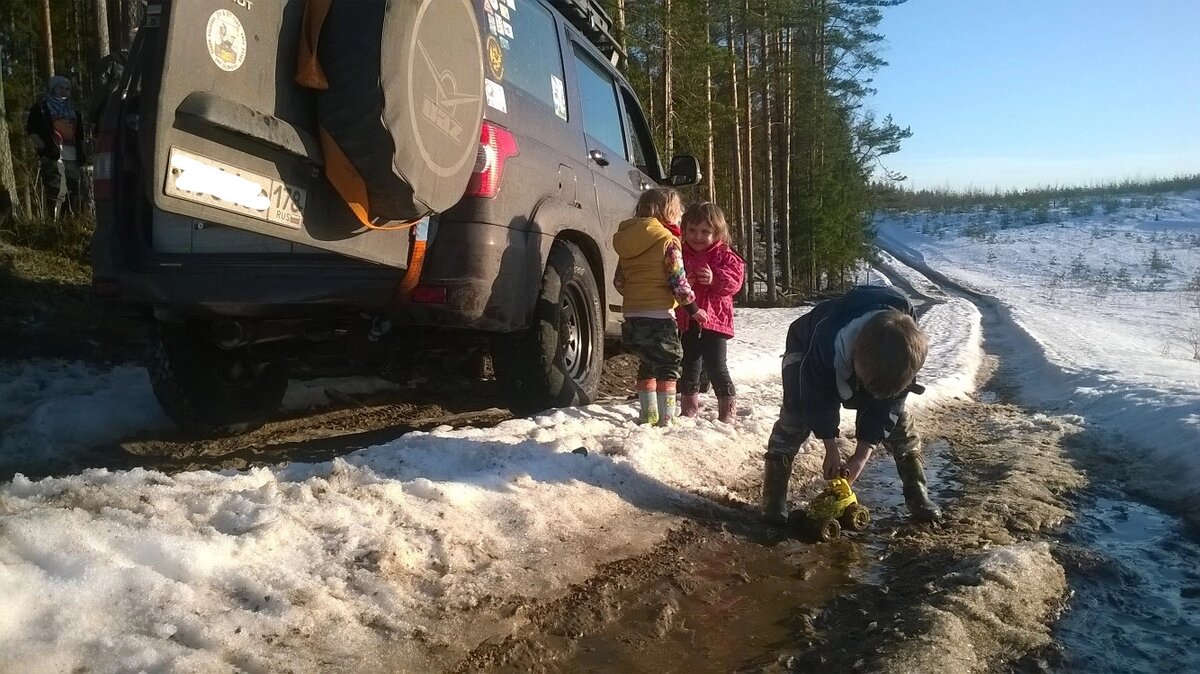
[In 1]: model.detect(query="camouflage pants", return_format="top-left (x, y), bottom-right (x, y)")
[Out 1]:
top-left (39, 157), bottom-right (82, 219)
top-left (621, 317), bottom-right (683, 381)
top-left (766, 408), bottom-right (920, 459)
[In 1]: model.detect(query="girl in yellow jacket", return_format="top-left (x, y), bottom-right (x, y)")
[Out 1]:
top-left (613, 188), bottom-right (708, 425)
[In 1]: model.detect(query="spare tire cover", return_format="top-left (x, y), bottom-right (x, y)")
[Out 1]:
top-left (317, 0), bottom-right (484, 221)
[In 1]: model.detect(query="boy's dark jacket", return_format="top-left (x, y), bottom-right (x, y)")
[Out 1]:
top-left (784, 285), bottom-right (919, 444)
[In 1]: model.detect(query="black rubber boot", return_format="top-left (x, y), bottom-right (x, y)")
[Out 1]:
top-left (895, 450), bottom-right (942, 522)
top-left (762, 453), bottom-right (793, 526)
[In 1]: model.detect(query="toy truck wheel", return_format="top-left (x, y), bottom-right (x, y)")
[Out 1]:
top-left (815, 517), bottom-right (841, 542)
top-left (841, 504), bottom-right (871, 532)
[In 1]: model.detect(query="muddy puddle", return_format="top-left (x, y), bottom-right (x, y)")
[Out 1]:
top-left (1030, 488), bottom-right (1200, 673)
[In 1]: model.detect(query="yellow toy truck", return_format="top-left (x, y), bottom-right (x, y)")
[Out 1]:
top-left (788, 470), bottom-right (870, 542)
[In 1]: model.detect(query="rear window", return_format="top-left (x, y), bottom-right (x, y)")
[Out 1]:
top-left (573, 47), bottom-right (625, 155)
top-left (487, 0), bottom-right (566, 119)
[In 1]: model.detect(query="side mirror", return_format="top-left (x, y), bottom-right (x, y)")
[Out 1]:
top-left (667, 155), bottom-right (702, 187)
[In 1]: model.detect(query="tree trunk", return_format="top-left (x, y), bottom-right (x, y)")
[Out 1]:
top-left (95, 0), bottom-right (111, 58)
top-left (741, 0), bottom-right (755, 303)
top-left (663, 0), bottom-right (673, 156)
top-left (615, 0), bottom-right (625, 48)
top-left (41, 0), bottom-right (55, 77)
top-left (120, 0), bottom-right (141, 51)
top-left (762, 25), bottom-right (777, 304)
top-left (782, 27), bottom-right (794, 290)
top-left (704, 0), bottom-right (715, 203)
top-left (727, 10), bottom-right (746, 301)
top-left (0, 45), bottom-right (26, 220)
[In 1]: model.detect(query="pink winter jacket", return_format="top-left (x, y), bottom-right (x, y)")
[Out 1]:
top-left (675, 241), bottom-right (745, 338)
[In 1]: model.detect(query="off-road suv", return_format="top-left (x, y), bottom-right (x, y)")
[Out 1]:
top-left (92, 0), bottom-right (700, 435)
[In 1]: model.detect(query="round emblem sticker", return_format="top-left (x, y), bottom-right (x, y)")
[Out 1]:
top-left (486, 35), bottom-right (505, 81)
top-left (206, 10), bottom-right (247, 72)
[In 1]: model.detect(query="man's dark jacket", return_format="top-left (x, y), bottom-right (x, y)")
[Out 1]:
top-left (25, 99), bottom-right (86, 163)
top-left (783, 285), bottom-right (918, 444)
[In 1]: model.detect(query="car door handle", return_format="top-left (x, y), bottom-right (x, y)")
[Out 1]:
top-left (588, 149), bottom-right (609, 167)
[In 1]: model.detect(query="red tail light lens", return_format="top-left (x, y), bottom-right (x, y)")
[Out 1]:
top-left (465, 121), bottom-right (519, 199)
top-left (411, 285), bottom-right (448, 304)
top-left (92, 131), bottom-right (115, 201)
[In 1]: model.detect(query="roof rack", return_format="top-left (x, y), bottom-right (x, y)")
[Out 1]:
top-left (547, 0), bottom-right (626, 66)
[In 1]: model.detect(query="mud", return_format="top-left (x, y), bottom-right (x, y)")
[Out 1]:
top-left (437, 392), bottom-right (1088, 674)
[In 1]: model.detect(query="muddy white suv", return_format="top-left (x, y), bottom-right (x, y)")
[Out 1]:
top-left (91, 0), bottom-right (700, 435)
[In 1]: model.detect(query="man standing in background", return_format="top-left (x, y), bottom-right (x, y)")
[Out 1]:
top-left (26, 75), bottom-right (86, 220)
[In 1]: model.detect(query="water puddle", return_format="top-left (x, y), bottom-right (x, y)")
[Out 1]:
top-left (1047, 489), bottom-right (1200, 672)
top-left (546, 446), bottom-right (953, 672)
top-left (549, 532), bottom-right (869, 672)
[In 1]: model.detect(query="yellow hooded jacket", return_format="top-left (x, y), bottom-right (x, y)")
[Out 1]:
top-left (613, 217), bottom-right (678, 312)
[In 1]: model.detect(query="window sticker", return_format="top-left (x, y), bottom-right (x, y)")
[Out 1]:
top-left (487, 13), bottom-right (497, 35)
top-left (551, 75), bottom-right (567, 120)
top-left (505, 0), bottom-right (515, 8)
top-left (499, 4), bottom-right (510, 20)
top-left (499, 36), bottom-right (510, 50)
top-left (485, 79), bottom-right (508, 114)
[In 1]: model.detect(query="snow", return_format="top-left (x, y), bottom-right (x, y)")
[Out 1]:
top-left (876, 191), bottom-right (1200, 502)
top-left (2, 188), bottom-right (1194, 670)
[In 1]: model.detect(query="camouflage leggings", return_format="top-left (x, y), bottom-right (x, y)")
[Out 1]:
top-left (621, 317), bottom-right (683, 381)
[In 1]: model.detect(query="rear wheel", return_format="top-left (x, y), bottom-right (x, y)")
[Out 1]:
top-left (492, 240), bottom-right (604, 416)
top-left (150, 324), bottom-right (289, 437)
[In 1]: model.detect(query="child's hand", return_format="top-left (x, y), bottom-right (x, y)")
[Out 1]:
top-left (696, 265), bottom-right (713, 285)
top-left (692, 308), bottom-right (709, 325)
top-left (822, 444), bottom-right (843, 480)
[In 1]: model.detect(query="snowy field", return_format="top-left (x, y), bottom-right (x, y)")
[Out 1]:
top-left (876, 191), bottom-right (1200, 503)
top-left (4, 188), bottom-right (1195, 671)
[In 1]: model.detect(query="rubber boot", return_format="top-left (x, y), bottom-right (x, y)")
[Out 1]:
top-left (717, 395), bottom-right (737, 424)
top-left (895, 450), bottom-right (943, 522)
top-left (656, 380), bottom-right (677, 427)
top-left (636, 378), bottom-right (658, 425)
top-left (762, 453), bottom-right (793, 525)
top-left (680, 392), bottom-right (700, 417)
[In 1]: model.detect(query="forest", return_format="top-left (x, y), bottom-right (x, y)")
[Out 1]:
top-left (1, 0), bottom-right (912, 302)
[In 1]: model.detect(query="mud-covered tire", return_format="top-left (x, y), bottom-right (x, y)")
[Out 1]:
top-left (150, 325), bottom-right (288, 437)
top-left (841, 504), bottom-right (871, 532)
top-left (815, 518), bottom-right (841, 542)
top-left (492, 240), bottom-right (604, 416)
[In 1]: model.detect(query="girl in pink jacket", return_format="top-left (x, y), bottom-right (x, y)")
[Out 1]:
top-left (676, 202), bottom-right (746, 422)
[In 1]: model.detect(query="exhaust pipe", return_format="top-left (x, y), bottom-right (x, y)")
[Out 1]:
top-left (211, 320), bottom-right (246, 349)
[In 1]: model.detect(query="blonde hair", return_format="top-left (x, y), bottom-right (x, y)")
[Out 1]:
top-left (635, 187), bottom-right (681, 222)
top-left (853, 310), bottom-right (928, 399)
top-left (681, 201), bottom-right (731, 245)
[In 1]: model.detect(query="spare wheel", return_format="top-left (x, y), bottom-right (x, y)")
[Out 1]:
top-left (316, 0), bottom-right (484, 222)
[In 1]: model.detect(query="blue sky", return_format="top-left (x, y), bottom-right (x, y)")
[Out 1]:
top-left (867, 0), bottom-right (1200, 191)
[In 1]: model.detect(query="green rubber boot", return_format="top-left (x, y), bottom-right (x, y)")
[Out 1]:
top-left (895, 450), bottom-right (942, 522)
top-left (762, 453), bottom-right (793, 526)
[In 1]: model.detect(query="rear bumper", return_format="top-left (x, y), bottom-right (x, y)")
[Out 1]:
top-left (392, 218), bottom-right (549, 332)
top-left (93, 217), bottom-right (548, 330)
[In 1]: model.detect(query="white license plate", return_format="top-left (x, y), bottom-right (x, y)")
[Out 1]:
top-left (164, 147), bottom-right (306, 229)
